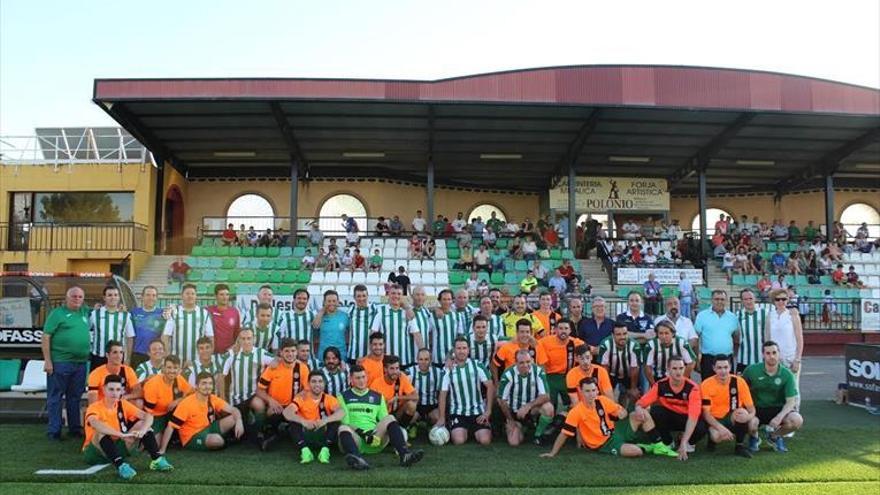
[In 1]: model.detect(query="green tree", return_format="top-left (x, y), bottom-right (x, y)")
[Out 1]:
top-left (38, 193), bottom-right (122, 223)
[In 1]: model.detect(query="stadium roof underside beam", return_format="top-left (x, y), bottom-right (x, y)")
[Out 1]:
top-left (93, 65), bottom-right (880, 194)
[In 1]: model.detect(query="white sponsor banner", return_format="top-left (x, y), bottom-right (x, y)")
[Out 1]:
top-left (550, 177), bottom-right (670, 212)
top-left (0, 297), bottom-right (33, 329)
top-left (861, 298), bottom-right (880, 332)
top-left (617, 268), bottom-right (704, 285)
top-left (233, 293), bottom-right (384, 317)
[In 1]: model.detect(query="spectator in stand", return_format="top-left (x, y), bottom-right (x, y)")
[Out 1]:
top-left (423, 235), bottom-right (436, 259)
top-left (833, 221), bottom-right (849, 245)
top-left (472, 217), bottom-right (485, 239)
top-left (714, 214), bottom-right (729, 236)
top-left (477, 279), bottom-right (490, 299)
top-left (302, 249), bottom-right (316, 270)
top-left (375, 216), bottom-right (390, 236)
top-left (259, 228), bottom-right (274, 247)
top-left (455, 245), bottom-right (474, 271)
top-left (451, 212), bottom-right (467, 233)
top-left (408, 234), bottom-right (423, 260)
top-left (345, 228), bottom-right (359, 248)
top-left (465, 271), bottom-right (480, 298)
top-left (325, 249), bottom-right (341, 272)
top-left (236, 224), bottom-right (248, 245)
top-left (854, 232), bottom-right (873, 254)
top-left (826, 241), bottom-right (844, 262)
top-left (543, 223), bottom-right (559, 247)
top-left (486, 211), bottom-right (504, 236)
top-left (168, 257), bottom-right (190, 287)
top-left (483, 226), bottom-right (497, 247)
top-left (457, 225), bottom-right (473, 250)
top-left (352, 248), bottom-right (366, 272)
top-left (532, 259), bottom-right (548, 285)
top-left (666, 219), bottom-right (682, 240)
top-left (246, 226), bottom-right (259, 246)
top-left (856, 221), bottom-right (869, 238)
top-left (771, 219), bottom-right (788, 241)
top-left (630, 244), bottom-right (643, 265)
top-left (803, 220), bottom-right (820, 241)
top-left (489, 246), bottom-right (506, 273)
top-left (369, 249), bottom-right (383, 272)
top-left (314, 248), bottom-right (328, 270)
top-left (750, 248), bottom-right (766, 273)
top-left (411, 210), bottom-right (427, 235)
top-left (341, 214), bottom-right (358, 233)
top-left (432, 214), bottom-right (446, 237)
top-left (733, 246), bottom-right (750, 275)
top-left (307, 223), bottom-right (324, 247)
top-left (643, 273), bottom-right (662, 316)
top-left (643, 247), bottom-right (658, 265)
top-left (388, 215), bottom-right (404, 236)
top-left (771, 274), bottom-right (788, 291)
top-left (387, 266), bottom-right (411, 295)
top-left (520, 270), bottom-right (539, 295)
top-left (505, 218), bottom-right (520, 237)
top-left (786, 252), bottom-right (802, 275)
top-left (622, 219), bottom-right (640, 240)
top-left (770, 249), bottom-right (787, 275)
top-left (677, 272), bottom-right (695, 320)
top-left (548, 269), bottom-right (567, 295)
top-left (221, 223), bottom-right (237, 246)
top-left (756, 273), bottom-right (772, 301)
top-left (831, 264), bottom-right (847, 285)
top-left (788, 220), bottom-right (801, 240)
top-left (473, 244), bottom-right (492, 273)
top-left (846, 265), bottom-right (866, 288)
top-left (521, 235), bottom-right (538, 261)
top-left (558, 259), bottom-right (579, 286)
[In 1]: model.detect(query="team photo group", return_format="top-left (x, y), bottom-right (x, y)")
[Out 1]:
top-left (42, 274), bottom-right (804, 480)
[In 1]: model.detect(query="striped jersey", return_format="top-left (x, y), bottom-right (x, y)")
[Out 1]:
top-left (498, 363), bottom-right (549, 411)
top-left (135, 361), bottom-right (163, 381)
top-left (644, 337), bottom-right (695, 380)
top-left (222, 348), bottom-right (274, 405)
top-left (370, 305), bottom-right (419, 365)
top-left (452, 305), bottom-right (477, 334)
top-left (347, 304), bottom-right (377, 362)
top-left (163, 306), bottom-right (214, 365)
top-left (598, 336), bottom-right (640, 380)
top-left (737, 308), bottom-right (767, 368)
top-left (411, 306), bottom-right (434, 339)
top-left (471, 313), bottom-right (506, 340)
top-left (413, 366), bottom-right (443, 406)
top-left (320, 367), bottom-right (349, 397)
top-left (441, 358), bottom-right (490, 416)
top-left (242, 306), bottom-right (285, 345)
top-left (467, 333), bottom-right (501, 369)
top-left (278, 309), bottom-right (315, 349)
top-left (431, 310), bottom-right (464, 365)
top-left (185, 353), bottom-right (229, 386)
top-left (305, 356), bottom-right (322, 371)
top-left (89, 308), bottom-right (134, 357)
top-left (251, 326), bottom-right (275, 352)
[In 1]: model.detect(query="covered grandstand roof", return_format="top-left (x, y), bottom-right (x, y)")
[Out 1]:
top-left (93, 65), bottom-right (880, 194)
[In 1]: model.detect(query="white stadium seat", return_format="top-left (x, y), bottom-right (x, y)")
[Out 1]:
top-left (383, 247), bottom-right (395, 259)
top-left (422, 260), bottom-right (435, 271)
top-left (11, 360), bottom-right (46, 392)
top-left (422, 272), bottom-right (436, 284)
top-left (366, 272), bottom-right (380, 284)
top-left (310, 272), bottom-right (325, 284)
top-left (338, 272), bottom-right (352, 284)
top-left (321, 284), bottom-right (336, 294)
top-left (436, 239), bottom-right (446, 249)
top-left (436, 273), bottom-right (449, 285)
top-left (408, 260), bottom-right (421, 272)
top-left (409, 273), bottom-right (422, 284)
top-left (395, 247), bottom-right (408, 259)
top-left (337, 285), bottom-right (352, 297)
top-left (396, 238), bottom-right (408, 248)
top-left (352, 272), bottom-right (366, 283)
top-left (382, 259), bottom-right (396, 272)
top-left (307, 285), bottom-right (322, 297)
top-left (424, 286), bottom-right (437, 296)
top-left (324, 271), bottom-right (339, 283)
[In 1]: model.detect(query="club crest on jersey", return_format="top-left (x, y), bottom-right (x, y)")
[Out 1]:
top-left (774, 378), bottom-right (782, 385)
top-left (731, 388), bottom-right (737, 396)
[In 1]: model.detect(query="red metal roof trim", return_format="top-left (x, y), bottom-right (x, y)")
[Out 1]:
top-left (94, 66), bottom-right (880, 115)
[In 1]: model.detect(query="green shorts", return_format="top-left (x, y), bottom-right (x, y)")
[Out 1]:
top-left (596, 417), bottom-right (639, 456)
top-left (185, 421), bottom-right (222, 450)
top-left (718, 413), bottom-right (734, 429)
top-left (151, 414), bottom-right (170, 434)
top-left (340, 428), bottom-right (402, 455)
top-left (547, 374), bottom-right (569, 410)
top-left (83, 439), bottom-right (130, 465)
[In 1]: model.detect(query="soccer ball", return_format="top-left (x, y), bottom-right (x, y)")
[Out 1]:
top-left (429, 426), bottom-right (450, 446)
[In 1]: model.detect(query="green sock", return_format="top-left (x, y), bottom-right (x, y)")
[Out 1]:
top-left (536, 415), bottom-right (553, 437)
top-left (253, 412), bottom-right (266, 431)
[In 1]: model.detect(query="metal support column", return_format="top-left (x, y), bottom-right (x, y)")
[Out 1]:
top-left (567, 164), bottom-right (577, 255)
top-left (825, 174), bottom-right (835, 240)
top-left (153, 156), bottom-right (165, 254)
top-left (289, 160), bottom-right (299, 246)
top-left (426, 160), bottom-right (435, 224)
top-left (698, 169), bottom-right (708, 258)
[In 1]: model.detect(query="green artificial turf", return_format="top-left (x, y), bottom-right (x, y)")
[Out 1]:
top-left (1, 400), bottom-right (877, 494)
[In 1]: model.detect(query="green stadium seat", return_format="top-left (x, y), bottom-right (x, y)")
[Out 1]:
top-left (745, 275), bottom-right (759, 285)
top-left (661, 286), bottom-right (676, 298)
top-left (296, 272), bottom-right (311, 284)
top-left (255, 271), bottom-right (270, 283)
top-left (216, 246), bottom-right (230, 257)
top-left (562, 249), bottom-right (574, 260)
top-left (271, 258), bottom-right (286, 270)
top-left (276, 285), bottom-right (293, 296)
top-left (447, 239), bottom-right (459, 249)
top-left (846, 288), bottom-right (861, 298)
top-left (163, 285), bottom-right (178, 296)
top-left (280, 247), bottom-right (293, 257)
top-left (241, 246), bottom-right (255, 257)
top-left (282, 272), bottom-right (298, 283)
top-left (200, 237), bottom-right (213, 247)
top-left (514, 260), bottom-right (528, 271)
top-left (269, 271), bottom-right (283, 283)
top-left (228, 270), bottom-right (241, 283)
top-left (495, 239), bottom-right (508, 249)
top-left (477, 272), bottom-right (490, 283)
top-left (449, 272), bottom-right (466, 285)
top-left (503, 259), bottom-right (515, 271)
top-left (222, 258), bottom-right (236, 270)
top-left (819, 275), bottom-right (832, 285)
top-left (794, 275), bottom-right (808, 286)
top-left (247, 258), bottom-right (261, 270)
top-left (288, 258), bottom-right (302, 270)
top-left (187, 270), bottom-right (202, 281)
top-left (732, 274), bottom-right (745, 285)
top-left (616, 287), bottom-right (630, 298)
top-left (504, 273), bottom-right (519, 285)
top-left (550, 249), bottom-right (562, 260)
top-left (208, 258), bottom-right (222, 269)
top-left (293, 247), bottom-right (306, 257)
top-left (296, 237), bottom-right (310, 248)
top-left (0, 359), bottom-right (21, 392)
top-left (261, 259), bottom-right (275, 270)
top-left (697, 287), bottom-right (713, 299)
top-left (203, 246), bottom-right (216, 257)
top-left (215, 270), bottom-right (229, 282)
top-left (228, 246), bottom-right (241, 257)
top-left (241, 271), bottom-right (256, 283)
top-left (267, 246), bottom-right (280, 257)
top-left (447, 248), bottom-right (461, 260)
top-left (490, 272), bottom-right (505, 285)
top-left (203, 270), bottom-right (216, 282)
top-left (767, 242), bottom-right (777, 251)
top-left (255, 246), bottom-right (268, 257)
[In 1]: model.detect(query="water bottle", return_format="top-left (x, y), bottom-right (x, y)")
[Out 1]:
top-left (866, 397), bottom-right (880, 416)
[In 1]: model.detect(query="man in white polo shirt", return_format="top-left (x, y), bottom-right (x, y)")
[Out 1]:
top-left (411, 210), bottom-right (427, 235)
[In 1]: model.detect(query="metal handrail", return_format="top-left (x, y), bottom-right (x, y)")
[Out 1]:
top-left (1, 222), bottom-right (149, 252)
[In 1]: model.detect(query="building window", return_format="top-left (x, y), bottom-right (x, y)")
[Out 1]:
top-left (226, 194), bottom-right (275, 232)
top-left (691, 208), bottom-right (733, 236)
top-left (318, 194), bottom-right (367, 233)
top-left (468, 204), bottom-right (507, 223)
top-left (840, 203), bottom-right (880, 239)
top-left (33, 192), bottom-right (134, 223)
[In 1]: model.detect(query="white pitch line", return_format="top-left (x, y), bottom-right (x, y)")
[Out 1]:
top-left (35, 464), bottom-right (110, 475)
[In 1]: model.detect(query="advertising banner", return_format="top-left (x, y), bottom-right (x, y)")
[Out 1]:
top-left (550, 177), bottom-right (670, 212)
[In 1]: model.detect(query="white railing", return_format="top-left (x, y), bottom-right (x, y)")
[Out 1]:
top-left (0, 127), bottom-right (153, 166)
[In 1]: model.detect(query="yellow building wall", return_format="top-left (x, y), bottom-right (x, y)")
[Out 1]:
top-left (0, 163), bottom-right (157, 277)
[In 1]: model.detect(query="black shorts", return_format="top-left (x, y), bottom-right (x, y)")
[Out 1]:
top-left (417, 404), bottom-right (438, 418)
top-left (755, 406), bottom-right (784, 425)
top-left (448, 414), bottom-right (490, 433)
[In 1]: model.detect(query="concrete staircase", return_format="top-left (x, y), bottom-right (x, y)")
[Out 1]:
top-left (580, 259), bottom-right (614, 297)
top-left (704, 261), bottom-right (731, 290)
top-left (129, 255), bottom-right (178, 296)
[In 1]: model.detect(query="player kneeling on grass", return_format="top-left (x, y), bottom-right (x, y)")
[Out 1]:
top-left (412, 348), bottom-right (442, 435)
top-left (337, 365), bottom-right (424, 470)
top-left (700, 355), bottom-right (756, 458)
top-left (540, 377), bottom-right (677, 458)
top-left (498, 349), bottom-right (555, 446)
top-left (743, 341), bottom-right (803, 453)
top-left (284, 370), bottom-right (345, 464)
top-left (82, 374), bottom-right (173, 480)
top-left (634, 355), bottom-right (707, 461)
top-left (142, 355), bottom-right (192, 438)
top-left (370, 355), bottom-right (419, 435)
top-left (254, 338), bottom-right (310, 450)
top-left (162, 372), bottom-right (244, 451)
top-left (436, 337), bottom-right (496, 446)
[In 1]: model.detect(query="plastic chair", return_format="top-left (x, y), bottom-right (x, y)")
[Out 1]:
top-left (11, 360), bottom-right (46, 392)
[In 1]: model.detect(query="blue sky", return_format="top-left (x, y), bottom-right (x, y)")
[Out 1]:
top-left (2, 0), bottom-right (878, 136)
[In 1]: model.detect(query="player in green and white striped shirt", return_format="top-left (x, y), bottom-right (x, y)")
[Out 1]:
top-left (431, 290), bottom-right (464, 366)
top-left (184, 336), bottom-right (229, 395)
top-left (453, 289), bottom-right (477, 332)
top-left (736, 288), bottom-right (769, 373)
top-left (643, 320), bottom-right (695, 384)
top-left (409, 286), bottom-right (434, 347)
top-left (221, 327), bottom-right (274, 443)
top-left (598, 322), bottom-right (641, 407)
top-left (497, 349), bottom-right (555, 446)
top-left (347, 284), bottom-right (377, 363)
top-left (89, 286), bottom-right (135, 368)
top-left (277, 289), bottom-right (315, 352)
top-left (412, 348), bottom-right (442, 427)
top-left (135, 339), bottom-right (166, 381)
top-left (319, 346), bottom-right (349, 396)
top-left (473, 297), bottom-right (506, 338)
top-left (240, 285), bottom-right (276, 328)
top-left (372, 284), bottom-right (423, 369)
top-left (162, 284), bottom-right (214, 366)
top-left (248, 303), bottom-right (276, 352)
top-left (435, 337), bottom-right (495, 446)
top-left (468, 315), bottom-right (502, 369)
